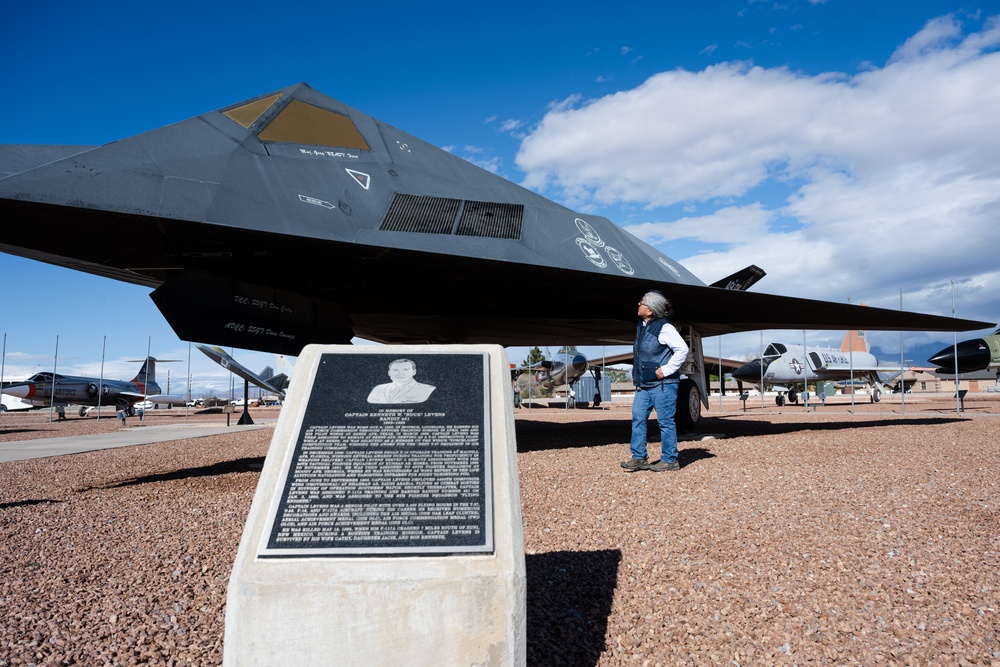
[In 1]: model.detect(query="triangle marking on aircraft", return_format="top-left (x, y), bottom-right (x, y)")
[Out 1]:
top-left (345, 169), bottom-right (370, 190)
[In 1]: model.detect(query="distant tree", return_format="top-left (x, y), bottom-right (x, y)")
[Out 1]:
top-left (606, 368), bottom-right (629, 383)
top-left (517, 347), bottom-right (553, 398)
top-left (521, 346), bottom-right (545, 368)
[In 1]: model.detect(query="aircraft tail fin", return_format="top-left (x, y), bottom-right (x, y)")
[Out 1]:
top-left (132, 357), bottom-right (155, 385)
top-left (268, 373), bottom-right (290, 392)
top-left (711, 265), bottom-right (766, 291)
top-left (840, 330), bottom-right (870, 353)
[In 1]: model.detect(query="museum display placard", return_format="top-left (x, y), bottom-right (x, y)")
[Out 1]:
top-left (258, 351), bottom-right (492, 557)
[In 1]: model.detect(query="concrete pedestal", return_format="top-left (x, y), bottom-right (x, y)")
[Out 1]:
top-left (224, 344), bottom-right (525, 666)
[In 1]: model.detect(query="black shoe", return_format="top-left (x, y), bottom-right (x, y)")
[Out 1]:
top-left (649, 460), bottom-right (680, 472)
top-left (620, 457), bottom-right (649, 471)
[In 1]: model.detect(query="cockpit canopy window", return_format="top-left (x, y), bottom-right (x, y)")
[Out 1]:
top-left (223, 94), bottom-right (281, 128)
top-left (258, 99), bottom-right (370, 150)
top-left (28, 372), bottom-right (62, 382)
top-left (763, 343), bottom-right (787, 357)
top-left (223, 96), bottom-right (370, 150)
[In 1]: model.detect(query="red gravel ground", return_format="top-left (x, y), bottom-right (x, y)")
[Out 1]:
top-left (2, 395), bottom-right (998, 665)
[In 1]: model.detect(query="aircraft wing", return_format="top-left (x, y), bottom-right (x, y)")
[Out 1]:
top-left (815, 362), bottom-right (903, 372)
top-left (146, 394), bottom-right (187, 405)
top-left (588, 350), bottom-right (746, 372)
top-left (0, 84), bottom-right (992, 356)
top-left (0, 145), bottom-right (95, 178)
top-left (197, 345), bottom-right (286, 397)
top-left (586, 351), bottom-right (634, 368)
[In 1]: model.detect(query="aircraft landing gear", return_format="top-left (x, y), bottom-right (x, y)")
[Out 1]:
top-left (775, 394), bottom-right (785, 407)
top-left (675, 378), bottom-right (701, 433)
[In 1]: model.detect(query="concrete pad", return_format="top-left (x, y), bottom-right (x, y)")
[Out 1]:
top-left (225, 344), bottom-right (525, 666)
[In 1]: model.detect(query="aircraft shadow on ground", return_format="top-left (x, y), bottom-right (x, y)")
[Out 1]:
top-left (516, 419), bottom-right (630, 452)
top-left (79, 456), bottom-right (266, 491)
top-left (706, 415), bottom-right (967, 437)
top-left (0, 497), bottom-right (63, 510)
top-left (525, 548), bottom-right (621, 667)
top-left (516, 414), bottom-right (969, 452)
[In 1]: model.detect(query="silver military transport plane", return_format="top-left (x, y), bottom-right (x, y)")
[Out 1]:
top-left (0, 83), bottom-right (992, 430)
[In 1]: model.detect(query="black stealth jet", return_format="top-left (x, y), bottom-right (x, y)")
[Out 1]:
top-left (0, 83), bottom-right (992, 429)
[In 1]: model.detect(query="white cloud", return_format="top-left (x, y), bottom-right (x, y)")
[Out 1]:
top-left (625, 203), bottom-right (773, 246)
top-left (499, 118), bottom-right (524, 134)
top-left (515, 14), bottom-right (1000, 326)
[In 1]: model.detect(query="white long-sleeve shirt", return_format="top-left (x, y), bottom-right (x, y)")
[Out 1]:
top-left (642, 319), bottom-right (689, 377)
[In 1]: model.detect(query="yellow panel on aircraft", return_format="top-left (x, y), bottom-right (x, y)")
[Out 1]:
top-left (223, 94), bottom-right (282, 128)
top-left (258, 100), bottom-right (370, 150)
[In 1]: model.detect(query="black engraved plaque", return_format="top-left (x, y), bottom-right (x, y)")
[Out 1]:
top-left (259, 351), bottom-right (493, 557)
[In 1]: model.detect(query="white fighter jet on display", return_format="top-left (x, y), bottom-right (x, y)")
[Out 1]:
top-left (731, 330), bottom-right (898, 405)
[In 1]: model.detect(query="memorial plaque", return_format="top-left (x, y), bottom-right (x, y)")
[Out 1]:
top-left (259, 351), bottom-right (492, 556)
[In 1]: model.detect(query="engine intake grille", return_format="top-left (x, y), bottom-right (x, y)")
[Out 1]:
top-left (380, 194), bottom-right (523, 240)
top-left (456, 200), bottom-right (523, 240)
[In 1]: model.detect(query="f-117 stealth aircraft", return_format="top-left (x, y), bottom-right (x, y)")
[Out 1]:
top-left (0, 83), bottom-right (992, 430)
top-left (1, 357), bottom-right (183, 417)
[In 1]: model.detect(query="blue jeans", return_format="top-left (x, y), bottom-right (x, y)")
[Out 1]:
top-left (630, 382), bottom-right (679, 463)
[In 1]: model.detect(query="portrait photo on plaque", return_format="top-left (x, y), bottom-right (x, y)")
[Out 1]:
top-left (366, 357), bottom-right (437, 404)
top-left (259, 351), bottom-right (493, 557)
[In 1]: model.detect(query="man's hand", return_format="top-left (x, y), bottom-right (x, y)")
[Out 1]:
top-left (655, 367), bottom-right (664, 380)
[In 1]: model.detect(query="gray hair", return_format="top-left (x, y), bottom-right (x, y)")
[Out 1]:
top-left (641, 290), bottom-right (673, 318)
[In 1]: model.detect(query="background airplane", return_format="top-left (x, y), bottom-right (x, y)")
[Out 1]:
top-left (517, 346), bottom-right (596, 405)
top-left (196, 344), bottom-right (288, 425)
top-left (732, 330), bottom-right (897, 405)
top-left (197, 344), bottom-right (288, 395)
top-left (1, 393), bottom-right (36, 412)
top-left (0, 357), bottom-right (184, 417)
top-left (927, 328), bottom-right (1000, 375)
top-left (0, 84), bottom-right (992, 431)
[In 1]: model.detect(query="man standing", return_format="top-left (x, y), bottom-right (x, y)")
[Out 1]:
top-left (622, 291), bottom-right (689, 472)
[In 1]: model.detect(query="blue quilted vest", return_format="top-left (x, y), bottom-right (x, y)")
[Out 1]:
top-left (632, 318), bottom-right (680, 388)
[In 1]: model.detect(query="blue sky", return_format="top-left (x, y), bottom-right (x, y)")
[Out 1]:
top-left (2, 1), bottom-right (998, 395)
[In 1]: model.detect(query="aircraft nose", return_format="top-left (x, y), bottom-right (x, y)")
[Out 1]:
top-left (2, 383), bottom-right (35, 398)
top-left (928, 339), bottom-right (990, 373)
top-left (732, 360), bottom-right (762, 382)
